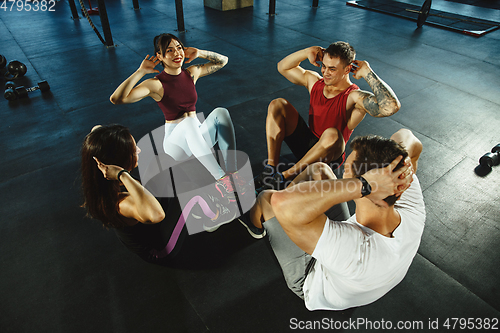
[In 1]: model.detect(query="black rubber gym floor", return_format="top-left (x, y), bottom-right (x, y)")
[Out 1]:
top-left (1, 0), bottom-right (499, 332)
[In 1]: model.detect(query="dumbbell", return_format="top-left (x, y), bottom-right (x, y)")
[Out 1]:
top-left (15, 81), bottom-right (50, 99)
top-left (0, 54), bottom-right (6, 69)
top-left (479, 144), bottom-right (500, 168)
top-left (4, 60), bottom-right (27, 79)
top-left (4, 81), bottom-right (50, 100)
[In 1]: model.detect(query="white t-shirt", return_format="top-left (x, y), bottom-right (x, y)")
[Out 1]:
top-left (303, 175), bottom-right (426, 311)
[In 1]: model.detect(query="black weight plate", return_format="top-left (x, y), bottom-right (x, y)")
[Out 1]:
top-left (5, 81), bottom-right (16, 90)
top-left (15, 86), bottom-right (29, 99)
top-left (417, 0), bottom-right (432, 28)
top-left (4, 88), bottom-right (17, 101)
top-left (38, 81), bottom-right (50, 92)
top-left (0, 55), bottom-right (6, 69)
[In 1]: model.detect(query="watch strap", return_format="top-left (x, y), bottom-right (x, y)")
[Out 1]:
top-left (117, 169), bottom-right (129, 180)
top-left (357, 176), bottom-right (372, 197)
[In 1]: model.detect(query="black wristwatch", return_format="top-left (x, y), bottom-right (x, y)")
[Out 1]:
top-left (357, 176), bottom-right (372, 197)
top-left (117, 169), bottom-right (129, 180)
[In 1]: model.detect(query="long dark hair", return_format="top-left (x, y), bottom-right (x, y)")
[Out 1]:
top-left (81, 124), bottom-right (137, 228)
top-left (153, 33), bottom-right (185, 68)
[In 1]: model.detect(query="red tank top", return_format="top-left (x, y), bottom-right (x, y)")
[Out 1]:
top-left (308, 80), bottom-right (359, 143)
top-left (155, 69), bottom-right (198, 121)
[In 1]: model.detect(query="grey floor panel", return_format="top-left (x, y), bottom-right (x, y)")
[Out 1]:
top-left (420, 157), bottom-right (500, 310)
top-left (353, 254), bottom-right (500, 332)
top-left (390, 83), bottom-right (500, 158)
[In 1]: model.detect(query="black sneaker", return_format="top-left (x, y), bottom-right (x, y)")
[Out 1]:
top-left (253, 169), bottom-right (285, 193)
top-left (201, 193), bottom-right (237, 232)
top-left (238, 212), bottom-right (266, 239)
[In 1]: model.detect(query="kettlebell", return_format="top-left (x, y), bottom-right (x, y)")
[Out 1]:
top-left (5, 60), bottom-right (27, 79)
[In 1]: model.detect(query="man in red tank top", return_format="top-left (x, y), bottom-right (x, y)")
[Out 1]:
top-left (255, 42), bottom-right (401, 192)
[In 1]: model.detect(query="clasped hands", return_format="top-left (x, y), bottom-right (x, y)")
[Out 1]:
top-left (361, 156), bottom-right (414, 207)
top-left (306, 46), bottom-right (371, 79)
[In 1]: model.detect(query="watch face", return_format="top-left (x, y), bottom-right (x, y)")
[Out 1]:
top-left (362, 185), bottom-right (371, 196)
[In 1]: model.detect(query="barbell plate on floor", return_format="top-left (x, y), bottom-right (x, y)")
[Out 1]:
top-left (417, 0), bottom-right (432, 28)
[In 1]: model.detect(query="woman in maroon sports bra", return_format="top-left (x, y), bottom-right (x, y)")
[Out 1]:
top-left (110, 33), bottom-right (239, 200)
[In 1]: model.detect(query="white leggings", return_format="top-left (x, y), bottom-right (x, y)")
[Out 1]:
top-left (163, 107), bottom-right (237, 180)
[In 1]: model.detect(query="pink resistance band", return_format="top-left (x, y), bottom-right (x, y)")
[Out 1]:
top-left (150, 195), bottom-right (216, 259)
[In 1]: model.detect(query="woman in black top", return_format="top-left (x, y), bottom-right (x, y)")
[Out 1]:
top-left (81, 124), bottom-right (189, 263)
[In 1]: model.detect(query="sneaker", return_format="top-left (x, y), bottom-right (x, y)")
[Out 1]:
top-left (238, 211), bottom-right (266, 239)
top-left (202, 193), bottom-right (237, 232)
top-left (230, 171), bottom-right (249, 195)
top-left (215, 175), bottom-right (237, 202)
top-left (254, 170), bottom-right (285, 193)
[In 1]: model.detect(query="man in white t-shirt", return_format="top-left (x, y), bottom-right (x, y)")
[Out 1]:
top-left (239, 129), bottom-right (424, 310)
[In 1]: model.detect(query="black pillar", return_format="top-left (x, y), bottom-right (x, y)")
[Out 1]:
top-left (269, 0), bottom-right (276, 15)
top-left (68, 0), bottom-right (80, 20)
top-left (133, 0), bottom-right (140, 10)
top-left (312, 0), bottom-right (319, 7)
top-left (96, 0), bottom-right (114, 46)
top-left (174, 0), bottom-right (186, 32)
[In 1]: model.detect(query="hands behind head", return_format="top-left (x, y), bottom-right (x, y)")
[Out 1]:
top-left (183, 47), bottom-right (199, 64)
top-left (93, 157), bottom-right (125, 181)
top-left (361, 156), bottom-right (414, 207)
top-left (139, 55), bottom-right (161, 74)
top-left (308, 46), bottom-right (325, 67)
top-left (350, 60), bottom-right (372, 79)
top-left (397, 157), bottom-right (414, 193)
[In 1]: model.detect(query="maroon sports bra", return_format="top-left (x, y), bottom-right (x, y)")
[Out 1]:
top-left (155, 69), bottom-right (198, 121)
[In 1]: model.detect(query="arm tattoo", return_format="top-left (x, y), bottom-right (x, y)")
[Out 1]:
top-left (200, 51), bottom-right (227, 76)
top-left (362, 71), bottom-right (400, 117)
top-left (359, 91), bottom-right (380, 117)
top-left (205, 51), bottom-right (225, 65)
top-left (205, 64), bottom-right (220, 76)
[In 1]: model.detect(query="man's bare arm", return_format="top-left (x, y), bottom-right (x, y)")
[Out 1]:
top-left (277, 46), bottom-right (322, 89)
top-left (271, 156), bottom-right (410, 254)
top-left (352, 61), bottom-right (401, 117)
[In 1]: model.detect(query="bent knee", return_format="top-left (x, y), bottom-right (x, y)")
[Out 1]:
top-left (306, 162), bottom-right (336, 180)
top-left (391, 129), bottom-right (422, 146)
top-left (267, 98), bottom-right (289, 115)
top-left (391, 128), bottom-right (412, 141)
top-left (269, 189), bottom-right (286, 215)
top-left (213, 107), bottom-right (230, 118)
